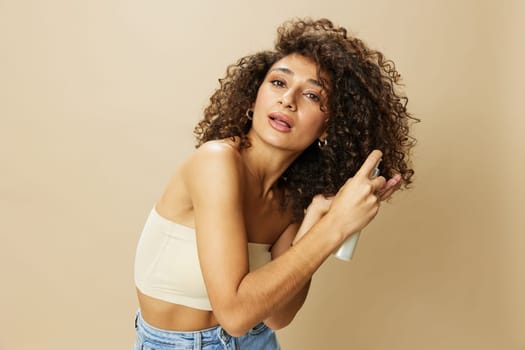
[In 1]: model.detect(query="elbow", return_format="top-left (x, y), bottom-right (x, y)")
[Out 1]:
top-left (264, 315), bottom-right (294, 331)
top-left (219, 318), bottom-right (252, 337)
top-left (214, 307), bottom-right (257, 337)
top-left (214, 301), bottom-right (297, 335)
top-left (221, 316), bottom-right (290, 337)
top-left (224, 327), bottom-right (249, 338)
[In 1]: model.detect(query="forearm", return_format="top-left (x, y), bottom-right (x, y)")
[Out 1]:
top-left (217, 213), bottom-right (343, 335)
top-left (264, 278), bottom-right (311, 330)
top-left (264, 226), bottom-right (313, 329)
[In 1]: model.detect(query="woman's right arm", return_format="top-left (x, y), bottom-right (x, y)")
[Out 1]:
top-left (184, 143), bottom-right (385, 336)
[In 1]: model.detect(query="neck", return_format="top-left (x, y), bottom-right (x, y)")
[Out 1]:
top-left (240, 135), bottom-right (301, 199)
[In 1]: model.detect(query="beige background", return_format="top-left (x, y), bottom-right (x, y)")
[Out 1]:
top-left (1, 0), bottom-right (524, 349)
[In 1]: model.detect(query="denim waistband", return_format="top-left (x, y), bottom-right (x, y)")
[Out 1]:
top-left (134, 310), bottom-right (231, 348)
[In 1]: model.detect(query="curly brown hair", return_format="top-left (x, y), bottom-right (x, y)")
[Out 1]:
top-left (194, 18), bottom-right (418, 222)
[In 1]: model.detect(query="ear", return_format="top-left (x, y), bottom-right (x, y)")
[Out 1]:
top-left (319, 117), bottom-right (329, 140)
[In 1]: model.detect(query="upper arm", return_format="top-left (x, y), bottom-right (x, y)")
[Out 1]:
top-left (182, 142), bottom-right (249, 311)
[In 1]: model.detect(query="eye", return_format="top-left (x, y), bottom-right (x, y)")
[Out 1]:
top-left (304, 92), bottom-right (321, 102)
top-left (270, 79), bottom-right (286, 88)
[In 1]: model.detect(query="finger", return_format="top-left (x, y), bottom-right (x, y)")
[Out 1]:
top-left (379, 187), bottom-right (396, 201)
top-left (355, 150), bottom-right (383, 179)
top-left (378, 176), bottom-right (403, 201)
top-left (377, 174), bottom-right (401, 194)
top-left (380, 182), bottom-right (402, 201)
top-left (370, 175), bottom-right (387, 192)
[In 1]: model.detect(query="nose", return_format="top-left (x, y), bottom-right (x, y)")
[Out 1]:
top-left (278, 90), bottom-right (297, 112)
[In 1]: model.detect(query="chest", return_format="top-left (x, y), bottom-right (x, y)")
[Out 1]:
top-left (242, 191), bottom-right (291, 245)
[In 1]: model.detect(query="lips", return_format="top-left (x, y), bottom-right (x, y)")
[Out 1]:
top-left (268, 112), bottom-right (294, 131)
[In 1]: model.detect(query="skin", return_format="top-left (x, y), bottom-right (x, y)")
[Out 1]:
top-left (136, 54), bottom-right (402, 337)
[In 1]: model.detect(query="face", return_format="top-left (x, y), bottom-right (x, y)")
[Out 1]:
top-left (249, 53), bottom-right (330, 152)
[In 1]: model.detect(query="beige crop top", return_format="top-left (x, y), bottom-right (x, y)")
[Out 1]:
top-left (134, 207), bottom-right (272, 310)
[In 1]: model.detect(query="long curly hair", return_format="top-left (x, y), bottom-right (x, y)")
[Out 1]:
top-left (194, 18), bottom-right (419, 222)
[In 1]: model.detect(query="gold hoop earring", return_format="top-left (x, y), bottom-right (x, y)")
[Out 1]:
top-left (245, 109), bottom-right (253, 120)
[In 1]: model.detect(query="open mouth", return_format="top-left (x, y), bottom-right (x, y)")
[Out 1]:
top-left (269, 113), bottom-right (293, 129)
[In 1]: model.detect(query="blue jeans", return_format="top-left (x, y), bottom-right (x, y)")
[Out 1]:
top-left (133, 310), bottom-right (281, 350)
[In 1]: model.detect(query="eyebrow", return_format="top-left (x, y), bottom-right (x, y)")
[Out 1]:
top-left (269, 67), bottom-right (322, 87)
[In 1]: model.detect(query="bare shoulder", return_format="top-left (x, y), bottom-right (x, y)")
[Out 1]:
top-left (193, 139), bottom-right (241, 159)
top-left (177, 139), bottom-right (249, 207)
top-left (182, 139), bottom-right (243, 180)
top-left (156, 139), bottom-right (245, 225)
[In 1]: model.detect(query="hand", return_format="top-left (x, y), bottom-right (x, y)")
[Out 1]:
top-left (377, 173), bottom-right (403, 201)
top-left (327, 150), bottom-right (387, 237)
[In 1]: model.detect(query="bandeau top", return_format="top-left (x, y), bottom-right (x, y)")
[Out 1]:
top-left (134, 207), bottom-right (272, 311)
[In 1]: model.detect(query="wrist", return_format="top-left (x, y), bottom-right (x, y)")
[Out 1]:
top-left (319, 211), bottom-right (347, 246)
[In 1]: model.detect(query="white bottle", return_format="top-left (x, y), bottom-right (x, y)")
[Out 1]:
top-left (333, 160), bottom-right (381, 261)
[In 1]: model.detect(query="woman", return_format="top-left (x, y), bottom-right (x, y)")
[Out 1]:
top-left (133, 18), bottom-right (417, 349)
